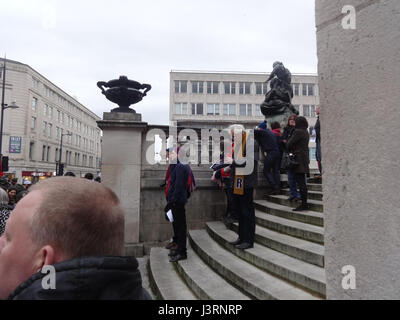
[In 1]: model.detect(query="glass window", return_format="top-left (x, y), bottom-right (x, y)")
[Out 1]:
top-left (29, 142), bottom-right (34, 160)
top-left (223, 104), bottom-right (229, 115)
top-left (224, 82), bottom-right (236, 94)
top-left (308, 84), bottom-right (315, 96)
top-left (310, 105), bottom-right (316, 117)
top-left (229, 104), bottom-right (236, 115)
top-left (48, 124), bottom-right (52, 138)
top-left (255, 82), bottom-right (267, 95)
top-left (191, 103), bottom-right (203, 115)
top-left (207, 81), bottom-right (219, 94)
top-left (247, 104), bottom-right (252, 116)
top-left (255, 104), bottom-right (262, 116)
top-left (293, 83), bottom-right (300, 96)
top-left (240, 104), bottom-right (252, 116)
top-left (31, 117), bottom-right (36, 130)
top-left (239, 82), bottom-right (251, 95)
top-left (303, 105), bottom-right (310, 117)
top-left (192, 81), bottom-right (203, 94)
top-left (302, 84), bottom-right (307, 96)
top-left (43, 104), bottom-right (47, 116)
top-left (207, 104), bottom-right (220, 115)
top-left (174, 80), bottom-right (187, 93)
top-left (239, 104), bottom-right (246, 116)
top-left (32, 97), bottom-right (37, 111)
top-left (43, 121), bottom-right (47, 136)
top-left (42, 145), bottom-right (46, 161)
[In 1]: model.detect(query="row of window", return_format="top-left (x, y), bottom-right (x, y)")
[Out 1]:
top-left (174, 103), bottom-right (318, 118)
top-left (28, 142), bottom-right (98, 168)
top-left (32, 77), bottom-right (95, 122)
top-left (31, 97), bottom-right (99, 138)
top-left (174, 80), bottom-right (316, 96)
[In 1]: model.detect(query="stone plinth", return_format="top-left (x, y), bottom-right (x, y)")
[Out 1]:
top-left (316, 0), bottom-right (400, 299)
top-left (97, 112), bottom-right (147, 247)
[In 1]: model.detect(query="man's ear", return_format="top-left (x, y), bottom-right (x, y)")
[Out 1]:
top-left (32, 245), bottom-right (58, 273)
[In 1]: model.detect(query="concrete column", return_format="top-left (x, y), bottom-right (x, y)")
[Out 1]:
top-left (316, 0), bottom-right (400, 299)
top-left (97, 112), bottom-right (147, 249)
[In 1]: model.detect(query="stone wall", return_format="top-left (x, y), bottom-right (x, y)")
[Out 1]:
top-left (316, 0), bottom-right (400, 299)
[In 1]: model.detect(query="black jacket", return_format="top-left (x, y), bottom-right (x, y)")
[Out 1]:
top-left (7, 256), bottom-right (151, 300)
top-left (254, 128), bottom-right (279, 153)
top-left (287, 119), bottom-right (310, 174)
top-left (168, 162), bottom-right (190, 206)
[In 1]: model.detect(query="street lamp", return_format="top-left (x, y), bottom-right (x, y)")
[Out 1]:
top-left (0, 58), bottom-right (19, 175)
top-left (57, 131), bottom-right (72, 176)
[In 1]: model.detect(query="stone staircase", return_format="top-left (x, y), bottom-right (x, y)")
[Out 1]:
top-left (148, 177), bottom-right (325, 300)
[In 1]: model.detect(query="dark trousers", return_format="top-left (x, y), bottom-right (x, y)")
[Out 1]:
top-left (172, 204), bottom-right (187, 255)
top-left (294, 173), bottom-right (308, 206)
top-left (263, 151), bottom-right (280, 190)
top-left (233, 188), bottom-right (255, 245)
top-left (225, 187), bottom-right (237, 219)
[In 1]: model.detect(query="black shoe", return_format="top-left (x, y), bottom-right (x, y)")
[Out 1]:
top-left (235, 242), bottom-right (253, 250)
top-left (168, 250), bottom-right (178, 257)
top-left (293, 204), bottom-right (309, 212)
top-left (229, 238), bottom-right (242, 246)
top-left (169, 254), bottom-right (187, 262)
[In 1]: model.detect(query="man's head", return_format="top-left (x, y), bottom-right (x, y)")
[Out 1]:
top-left (0, 177), bottom-right (125, 299)
top-left (316, 106), bottom-right (320, 116)
top-left (11, 178), bottom-right (18, 185)
top-left (7, 187), bottom-right (17, 200)
top-left (84, 172), bottom-right (94, 180)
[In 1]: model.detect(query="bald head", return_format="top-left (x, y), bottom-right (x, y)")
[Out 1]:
top-left (29, 177), bottom-right (125, 259)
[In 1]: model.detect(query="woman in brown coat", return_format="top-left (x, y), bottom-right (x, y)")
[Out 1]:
top-left (286, 116), bottom-right (310, 211)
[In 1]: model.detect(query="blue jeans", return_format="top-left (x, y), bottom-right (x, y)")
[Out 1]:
top-left (287, 169), bottom-right (300, 198)
top-left (263, 151), bottom-right (280, 190)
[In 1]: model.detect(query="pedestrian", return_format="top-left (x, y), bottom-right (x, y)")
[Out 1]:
top-left (7, 187), bottom-right (17, 208)
top-left (164, 147), bottom-right (192, 262)
top-left (0, 188), bottom-right (12, 236)
top-left (315, 106), bottom-right (322, 178)
top-left (282, 114), bottom-right (301, 202)
top-left (23, 179), bottom-right (32, 190)
top-left (254, 120), bottom-right (280, 195)
top-left (287, 116), bottom-right (310, 211)
top-left (227, 124), bottom-right (259, 250)
top-left (84, 173), bottom-right (94, 180)
top-left (0, 177), bottom-right (151, 300)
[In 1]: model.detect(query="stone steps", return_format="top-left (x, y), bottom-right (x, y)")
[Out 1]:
top-left (189, 229), bottom-right (321, 300)
top-left (254, 209), bottom-right (324, 244)
top-left (226, 220), bottom-right (324, 267)
top-left (207, 222), bottom-right (326, 296)
top-left (253, 200), bottom-right (324, 227)
top-left (307, 183), bottom-right (323, 192)
top-left (174, 243), bottom-right (250, 300)
top-left (280, 188), bottom-right (323, 201)
top-left (265, 194), bottom-right (324, 212)
top-left (148, 247), bottom-right (198, 300)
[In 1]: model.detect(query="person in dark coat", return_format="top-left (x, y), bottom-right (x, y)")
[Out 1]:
top-left (227, 125), bottom-right (259, 250)
top-left (286, 116), bottom-right (310, 211)
top-left (0, 177), bottom-right (151, 300)
top-left (254, 120), bottom-right (280, 195)
top-left (282, 114), bottom-right (301, 201)
top-left (0, 188), bottom-right (12, 236)
top-left (315, 106), bottom-right (322, 177)
top-left (165, 147), bottom-right (191, 262)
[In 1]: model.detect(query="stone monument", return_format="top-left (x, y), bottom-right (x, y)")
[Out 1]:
top-left (261, 62), bottom-right (299, 127)
top-left (97, 76), bottom-right (151, 256)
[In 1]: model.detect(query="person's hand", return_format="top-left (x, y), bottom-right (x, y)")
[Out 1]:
top-left (225, 156), bottom-right (233, 164)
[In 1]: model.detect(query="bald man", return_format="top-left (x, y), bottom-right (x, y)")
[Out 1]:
top-left (0, 177), bottom-right (151, 300)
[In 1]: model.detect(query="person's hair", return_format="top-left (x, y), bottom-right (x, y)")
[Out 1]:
top-left (0, 188), bottom-right (9, 205)
top-left (7, 186), bottom-right (17, 193)
top-left (295, 116), bottom-right (309, 129)
top-left (16, 190), bottom-right (28, 203)
top-left (270, 122), bottom-right (281, 130)
top-left (29, 177), bottom-right (125, 259)
top-left (84, 172), bottom-right (94, 180)
top-left (11, 178), bottom-right (18, 183)
top-left (64, 171), bottom-right (76, 177)
top-left (287, 114), bottom-right (297, 126)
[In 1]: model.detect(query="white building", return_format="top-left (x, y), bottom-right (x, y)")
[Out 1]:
top-left (169, 70), bottom-right (320, 168)
top-left (0, 58), bottom-right (101, 182)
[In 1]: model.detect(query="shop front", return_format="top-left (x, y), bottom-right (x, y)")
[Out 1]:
top-left (22, 171), bottom-right (55, 184)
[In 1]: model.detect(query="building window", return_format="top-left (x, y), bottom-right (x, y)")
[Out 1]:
top-left (42, 121), bottom-right (47, 137)
top-left (191, 81), bottom-right (203, 94)
top-left (29, 142), bottom-right (35, 160)
top-left (43, 104), bottom-right (48, 116)
top-left (191, 103), bottom-right (204, 115)
top-left (207, 104), bottom-right (220, 115)
top-left (303, 105), bottom-right (316, 117)
top-left (302, 84), bottom-right (307, 96)
top-left (255, 82), bottom-right (267, 95)
top-left (223, 104), bottom-right (236, 116)
top-left (255, 104), bottom-right (262, 116)
top-left (239, 104), bottom-right (252, 116)
top-left (174, 103), bottom-right (188, 115)
top-left (32, 97), bottom-right (38, 112)
top-left (55, 148), bottom-right (59, 162)
top-left (48, 106), bottom-right (53, 119)
top-left (293, 83), bottom-right (300, 96)
top-left (224, 82), bottom-right (236, 94)
top-left (47, 146), bottom-right (50, 162)
top-left (174, 80), bottom-right (187, 93)
top-left (31, 117), bottom-right (36, 130)
top-left (47, 124), bottom-right (52, 138)
top-left (32, 77), bottom-right (39, 89)
top-left (42, 145), bottom-right (46, 161)
top-left (207, 81), bottom-right (219, 94)
top-left (239, 82), bottom-right (251, 95)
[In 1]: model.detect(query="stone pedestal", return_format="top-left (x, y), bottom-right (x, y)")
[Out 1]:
top-left (97, 112), bottom-right (147, 248)
top-left (316, 0), bottom-right (400, 299)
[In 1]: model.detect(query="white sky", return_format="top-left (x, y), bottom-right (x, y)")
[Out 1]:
top-left (1, 0), bottom-right (317, 125)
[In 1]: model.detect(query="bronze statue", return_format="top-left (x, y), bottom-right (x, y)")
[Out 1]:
top-left (261, 62), bottom-right (298, 117)
top-left (97, 76), bottom-right (151, 113)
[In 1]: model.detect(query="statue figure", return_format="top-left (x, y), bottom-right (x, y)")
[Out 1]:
top-left (260, 62), bottom-right (298, 118)
top-left (97, 76), bottom-right (151, 113)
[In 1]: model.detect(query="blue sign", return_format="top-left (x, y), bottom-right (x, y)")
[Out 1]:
top-left (9, 136), bottom-right (22, 153)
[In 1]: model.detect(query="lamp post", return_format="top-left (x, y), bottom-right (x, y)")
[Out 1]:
top-left (0, 58), bottom-right (19, 175)
top-left (57, 131), bottom-right (72, 176)
top-left (56, 132), bottom-right (72, 176)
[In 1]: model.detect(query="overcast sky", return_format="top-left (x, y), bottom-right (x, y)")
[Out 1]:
top-left (1, 0), bottom-right (317, 125)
